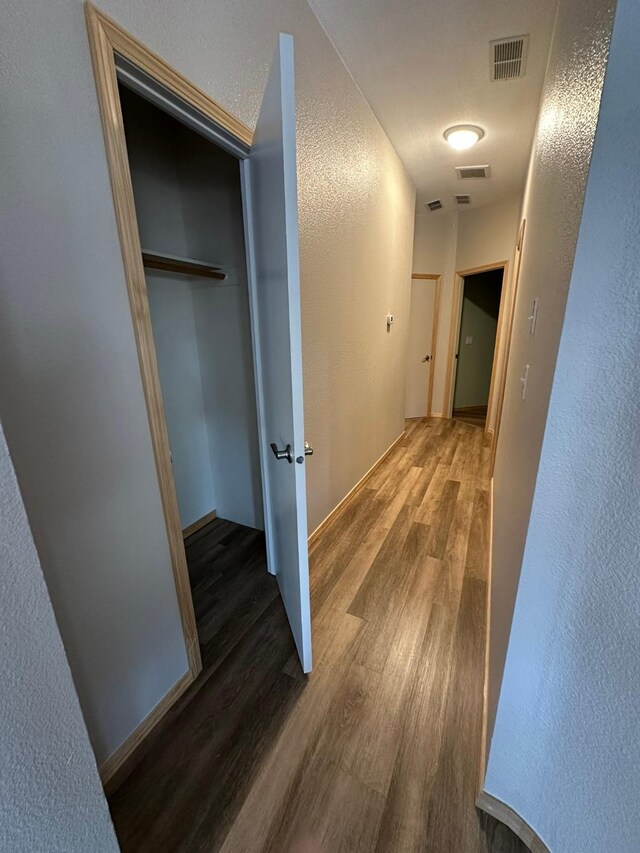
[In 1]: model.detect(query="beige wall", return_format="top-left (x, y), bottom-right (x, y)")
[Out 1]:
top-left (456, 196), bottom-right (521, 273)
top-left (412, 209), bottom-right (455, 274)
top-left (411, 197), bottom-right (520, 421)
top-left (0, 0), bottom-right (414, 766)
top-left (487, 0), bottom-right (614, 753)
top-left (299, 73), bottom-right (416, 534)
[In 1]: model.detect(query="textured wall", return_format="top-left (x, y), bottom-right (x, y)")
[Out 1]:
top-left (412, 210), bottom-right (454, 275)
top-left (297, 56), bottom-right (415, 533)
top-left (455, 196), bottom-right (520, 274)
top-left (0, 0), bottom-right (414, 766)
top-left (486, 1), bottom-right (640, 848)
top-left (0, 424), bottom-right (118, 852)
top-left (487, 0), bottom-right (616, 755)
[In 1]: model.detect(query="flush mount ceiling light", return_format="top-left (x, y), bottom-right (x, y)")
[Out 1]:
top-left (444, 125), bottom-right (485, 150)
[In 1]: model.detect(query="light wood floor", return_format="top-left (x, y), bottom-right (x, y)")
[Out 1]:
top-left (109, 417), bottom-right (526, 852)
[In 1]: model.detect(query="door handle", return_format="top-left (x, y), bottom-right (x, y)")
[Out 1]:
top-left (422, 355), bottom-right (431, 362)
top-left (295, 442), bottom-right (314, 465)
top-left (270, 443), bottom-right (293, 463)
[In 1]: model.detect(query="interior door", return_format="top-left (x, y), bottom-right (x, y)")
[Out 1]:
top-left (405, 278), bottom-right (437, 417)
top-left (448, 278), bottom-right (465, 416)
top-left (245, 33), bottom-right (312, 672)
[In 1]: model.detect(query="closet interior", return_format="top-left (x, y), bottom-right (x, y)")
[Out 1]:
top-left (119, 83), bottom-right (270, 658)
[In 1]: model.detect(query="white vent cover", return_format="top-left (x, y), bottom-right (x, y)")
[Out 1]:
top-left (455, 165), bottom-right (491, 180)
top-left (455, 194), bottom-right (471, 205)
top-left (425, 199), bottom-right (443, 211)
top-left (490, 35), bottom-right (529, 81)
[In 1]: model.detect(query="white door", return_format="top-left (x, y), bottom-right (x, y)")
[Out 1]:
top-left (405, 278), bottom-right (437, 418)
top-left (244, 33), bottom-right (312, 673)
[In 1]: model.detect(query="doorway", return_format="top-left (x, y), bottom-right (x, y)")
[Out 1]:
top-left (86, 7), bottom-right (312, 784)
top-left (119, 81), bottom-right (268, 663)
top-left (452, 269), bottom-right (503, 428)
top-left (405, 274), bottom-right (441, 418)
top-left (443, 262), bottom-right (507, 431)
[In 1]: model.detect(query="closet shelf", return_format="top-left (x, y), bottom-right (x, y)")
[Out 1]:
top-left (142, 249), bottom-right (227, 282)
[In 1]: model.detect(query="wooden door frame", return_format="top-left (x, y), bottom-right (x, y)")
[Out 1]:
top-left (410, 273), bottom-right (441, 417)
top-left (443, 260), bottom-right (510, 434)
top-left (490, 220), bottom-right (526, 472)
top-left (85, 4), bottom-right (260, 785)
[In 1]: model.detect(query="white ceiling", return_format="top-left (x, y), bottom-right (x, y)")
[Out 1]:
top-left (307, 0), bottom-right (558, 211)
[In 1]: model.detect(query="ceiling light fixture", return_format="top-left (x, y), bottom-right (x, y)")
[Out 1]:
top-left (444, 125), bottom-right (484, 150)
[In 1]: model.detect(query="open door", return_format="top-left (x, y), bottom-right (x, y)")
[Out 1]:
top-left (243, 33), bottom-right (312, 673)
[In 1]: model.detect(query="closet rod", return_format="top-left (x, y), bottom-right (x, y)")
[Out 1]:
top-left (142, 250), bottom-right (226, 281)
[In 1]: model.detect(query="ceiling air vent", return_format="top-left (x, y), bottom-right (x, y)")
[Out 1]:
top-left (455, 194), bottom-right (471, 205)
top-left (425, 199), bottom-right (443, 211)
top-left (455, 165), bottom-right (491, 180)
top-left (490, 35), bottom-right (529, 81)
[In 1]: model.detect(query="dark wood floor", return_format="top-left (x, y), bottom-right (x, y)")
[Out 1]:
top-left (108, 418), bottom-right (527, 852)
top-left (453, 405), bottom-right (488, 428)
top-left (186, 517), bottom-right (275, 661)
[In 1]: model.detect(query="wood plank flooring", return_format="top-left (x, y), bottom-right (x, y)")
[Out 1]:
top-left (453, 405), bottom-right (488, 428)
top-left (108, 417), bottom-right (527, 852)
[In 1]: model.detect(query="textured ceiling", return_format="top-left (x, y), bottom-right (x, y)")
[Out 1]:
top-left (307, 0), bottom-right (558, 211)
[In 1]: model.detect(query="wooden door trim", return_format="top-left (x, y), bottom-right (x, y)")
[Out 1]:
top-left (410, 273), bottom-right (441, 417)
top-left (485, 261), bottom-right (510, 434)
top-left (479, 477), bottom-right (494, 788)
top-left (86, 4), bottom-right (252, 147)
top-left (443, 275), bottom-right (464, 418)
top-left (85, 3), bottom-right (253, 783)
top-left (491, 220), bottom-right (526, 473)
top-left (443, 260), bottom-right (509, 431)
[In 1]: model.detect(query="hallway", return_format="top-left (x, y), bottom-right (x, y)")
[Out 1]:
top-left (109, 417), bottom-right (525, 852)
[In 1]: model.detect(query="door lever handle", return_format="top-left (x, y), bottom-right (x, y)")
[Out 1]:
top-left (270, 443), bottom-right (293, 463)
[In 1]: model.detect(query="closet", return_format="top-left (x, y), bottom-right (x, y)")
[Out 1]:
top-left (88, 24), bottom-right (313, 686)
top-left (120, 84), bottom-right (265, 648)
